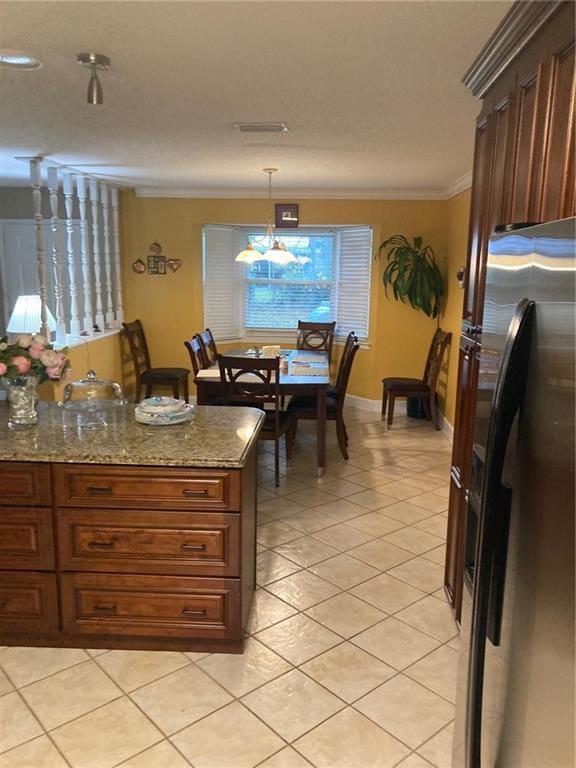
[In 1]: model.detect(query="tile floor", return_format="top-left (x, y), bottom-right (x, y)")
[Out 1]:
top-left (0, 406), bottom-right (459, 768)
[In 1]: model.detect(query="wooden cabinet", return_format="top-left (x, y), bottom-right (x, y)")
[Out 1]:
top-left (0, 459), bottom-right (256, 653)
top-left (445, 1), bottom-right (575, 620)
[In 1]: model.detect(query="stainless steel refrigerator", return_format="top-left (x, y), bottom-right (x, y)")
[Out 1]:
top-left (452, 218), bottom-right (575, 768)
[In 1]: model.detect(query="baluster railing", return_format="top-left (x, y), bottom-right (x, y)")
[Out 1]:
top-left (76, 175), bottom-right (94, 334)
top-left (47, 167), bottom-right (67, 345)
top-left (62, 173), bottom-right (81, 337)
top-left (30, 158), bottom-right (50, 339)
top-left (111, 188), bottom-right (124, 325)
top-left (100, 183), bottom-right (114, 327)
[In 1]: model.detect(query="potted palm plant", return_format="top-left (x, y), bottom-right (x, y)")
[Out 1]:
top-left (376, 234), bottom-right (443, 319)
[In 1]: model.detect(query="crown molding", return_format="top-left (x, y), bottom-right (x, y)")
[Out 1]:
top-left (463, 0), bottom-right (564, 98)
top-left (444, 172), bottom-right (473, 200)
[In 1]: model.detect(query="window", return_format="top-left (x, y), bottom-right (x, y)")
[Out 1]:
top-left (203, 224), bottom-right (372, 341)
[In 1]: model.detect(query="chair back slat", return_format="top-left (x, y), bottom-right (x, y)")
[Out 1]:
top-left (335, 331), bottom-right (356, 391)
top-left (296, 320), bottom-right (336, 359)
top-left (196, 328), bottom-right (218, 367)
top-left (122, 320), bottom-right (151, 375)
top-left (423, 329), bottom-right (452, 389)
top-left (184, 337), bottom-right (205, 376)
top-left (217, 355), bottom-right (280, 407)
top-left (335, 335), bottom-right (360, 411)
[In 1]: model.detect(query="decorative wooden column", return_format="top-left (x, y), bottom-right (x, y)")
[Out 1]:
top-left (111, 188), bottom-right (124, 325)
top-left (100, 183), bottom-right (114, 327)
top-left (62, 174), bottom-right (81, 338)
top-left (47, 167), bottom-right (67, 345)
top-left (88, 179), bottom-right (105, 330)
top-left (76, 175), bottom-right (94, 335)
top-left (30, 158), bottom-right (50, 340)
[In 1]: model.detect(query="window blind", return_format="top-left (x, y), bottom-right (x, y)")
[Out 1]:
top-left (202, 225), bottom-right (244, 339)
top-left (336, 226), bottom-right (372, 340)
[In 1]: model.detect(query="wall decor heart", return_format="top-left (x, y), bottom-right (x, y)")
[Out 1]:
top-left (166, 259), bottom-right (182, 273)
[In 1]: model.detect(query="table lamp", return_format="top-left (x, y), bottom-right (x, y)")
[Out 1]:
top-left (6, 295), bottom-right (57, 337)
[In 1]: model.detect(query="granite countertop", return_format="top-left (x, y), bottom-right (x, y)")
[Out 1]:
top-left (0, 403), bottom-right (265, 468)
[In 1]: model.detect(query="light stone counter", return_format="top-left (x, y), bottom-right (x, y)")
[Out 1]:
top-left (0, 403), bottom-right (264, 468)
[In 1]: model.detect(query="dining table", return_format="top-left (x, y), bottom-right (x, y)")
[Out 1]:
top-left (194, 348), bottom-right (330, 476)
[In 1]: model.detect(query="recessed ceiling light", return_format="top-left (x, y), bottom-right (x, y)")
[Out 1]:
top-left (0, 50), bottom-right (42, 69)
top-left (234, 122), bottom-right (289, 133)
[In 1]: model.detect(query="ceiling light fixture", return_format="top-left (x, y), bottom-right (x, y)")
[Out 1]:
top-left (0, 50), bottom-right (41, 69)
top-left (77, 52), bottom-right (110, 105)
top-left (234, 122), bottom-right (288, 133)
top-left (236, 169), bottom-right (298, 266)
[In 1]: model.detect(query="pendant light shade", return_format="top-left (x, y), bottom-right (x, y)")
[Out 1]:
top-left (77, 53), bottom-right (110, 105)
top-left (236, 169), bottom-right (297, 265)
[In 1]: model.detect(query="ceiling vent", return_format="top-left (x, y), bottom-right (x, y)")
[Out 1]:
top-left (234, 122), bottom-right (288, 133)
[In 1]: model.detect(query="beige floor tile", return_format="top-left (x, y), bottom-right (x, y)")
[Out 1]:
top-left (257, 521), bottom-right (304, 547)
top-left (0, 668), bottom-right (14, 696)
top-left (381, 501), bottom-right (435, 524)
top-left (311, 498), bottom-right (367, 523)
top-left (274, 536), bottom-right (340, 567)
top-left (348, 539), bottom-right (414, 571)
top-left (172, 701), bottom-right (284, 768)
top-left (387, 557), bottom-right (444, 593)
top-left (258, 497), bottom-right (306, 519)
top-left (350, 573), bottom-right (427, 614)
top-left (259, 478), bottom-right (310, 497)
top-left (95, 649), bottom-right (190, 692)
top-left (395, 754), bottom-right (435, 767)
top-left (294, 706), bottom-right (410, 768)
top-left (20, 659), bottom-right (122, 731)
top-left (197, 638), bottom-right (291, 697)
top-left (84, 648), bottom-right (111, 657)
top-left (417, 721), bottom-right (454, 768)
top-left (257, 746), bottom-right (313, 767)
top-left (0, 735), bottom-right (68, 768)
top-left (119, 740), bottom-right (192, 768)
top-left (422, 544), bottom-right (446, 565)
top-left (255, 614), bottom-right (341, 665)
top-left (311, 522), bottom-right (373, 551)
top-left (372, 480), bottom-right (426, 501)
top-left (345, 489), bottom-right (398, 510)
top-left (422, 467), bottom-right (451, 481)
top-left (382, 526), bottom-right (445, 555)
top-left (51, 697), bottom-right (162, 768)
top-left (309, 553), bottom-right (380, 589)
top-left (247, 589), bottom-right (299, 634)
top-left (285, 488), bottom-right (340, 508)
top-left (265, 570), bottom-right (341, 610)
top-left (0, 647), bottom-right (88, 688)
top-left (354, 674), bottom-right (454, 749)
top-left (256, 551), bottom-right (302, 586)
top-left (258, 487), bottom-right (279, 503)
top-left (305, 593), bottom-right (386, 638)
top-left (315, 462), bottom-right (365, 479)
top-left (281, 509), bottom-right (336, 533)
top-left (352, 617), bottom-right (440, 670)
top-left (258, 513), bottom-right (274, 527)
top-left (415, 515), bottom-right (448, 538)
top-left (242, 669), bottom-right (344, 743)
top-left (405, 645), bottom-right (459, 703)
top-left (396, 474), bottom-right (445, 492)
top-left (183, 651), bottom-right (210, 662)
top-left (301, 643), bottom-right (396, 703)
top-left (0, 692), bottom-right (43, 753)
top-left (396, 595), bottom-right (458, 642)
top-left (130, 665), bottom-right (232, 735)
top-left (347, 511), bottom-right (405, 537)
top-left (308, 477), bottom-right (365, 498)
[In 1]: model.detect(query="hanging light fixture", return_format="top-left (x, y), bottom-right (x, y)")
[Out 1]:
top-left (77, 53), bottom-right (110, 105)
top-left (236, 169), bottom-right (298, 265)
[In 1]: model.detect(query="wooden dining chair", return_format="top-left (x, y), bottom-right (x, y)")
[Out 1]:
top-left (184, 336), bottom-right (206, 377)
top-left (296, 320), bottom-right (336, 359)
top-left (287, 335), bottom-right (359, 460)
top-left (328, 330), bottom-right (356, 398)
top-left (122, 319), bottom-right (189, 403)
top-left (218, 355), bottom-right (295, 486)
top-left (195, 328), bottom-right (218, 367)
top-left (381, 328), bottom-right (452, 430)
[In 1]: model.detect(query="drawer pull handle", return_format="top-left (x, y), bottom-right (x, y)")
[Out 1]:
top-left (180, 542), bottom-right (206, 551)
top-left (182, 488), bottom-right (209, 497)
top-left (89, 540), bottom-right (116, 549)
top-left (181, 608), bottom-right (206, 617)
top-left (93, 604), bottom-right (117, 614)
top-left (86, 486), bottom-right (113, 494)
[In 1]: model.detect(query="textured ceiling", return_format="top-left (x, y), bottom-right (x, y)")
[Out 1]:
top-left (0, 0), bottom-right (512, 197)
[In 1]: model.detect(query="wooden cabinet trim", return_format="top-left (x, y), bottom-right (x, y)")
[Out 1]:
top-left (0, 572), bottom-right (58, 633)
top-left (0, 463), bottom-right (52, 506)
top-left (0, 507), bottom-right (55, 570)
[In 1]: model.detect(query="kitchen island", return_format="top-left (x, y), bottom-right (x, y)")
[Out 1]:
top-left (0, 403), bottom-right (264, 653)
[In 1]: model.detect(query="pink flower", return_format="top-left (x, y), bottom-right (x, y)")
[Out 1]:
top-left (40, 349), bottom-right (59, 367)
top-left (45, 352), bottom-right (68, 379)
top-left (29, 342), bottom-right (45, 359)
top-left (12, 356), bottom-right (32, 374)
top-left (0, 362), bottom-right (7, 376)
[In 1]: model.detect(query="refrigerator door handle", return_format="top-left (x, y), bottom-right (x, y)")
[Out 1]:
top-left (465, 298), bottom-right (535, 768)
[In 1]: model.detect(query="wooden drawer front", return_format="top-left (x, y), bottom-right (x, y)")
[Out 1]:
top-left (61, 573), bottom-right (240, 639)
top-left (0, 463), bottom-right (51, 506)
top-left (53, 466), bottom-right (240, 511)
top-left (0, 572), bottom-right (58, 633)
top-left (58, 510), bottom-right (240, 576)
top-left (0, 508), bottom-right (55, 570)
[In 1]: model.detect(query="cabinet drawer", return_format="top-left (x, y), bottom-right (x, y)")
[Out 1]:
top-left (53, 466), bottom-right (240, 511)
top-left (0, 463), bottom-right (51, 506)
top-left (58, 509), bottom-right (240, 576)
top-left (0, 508), bottom-right (55, 570)
top-left (61, 573), bottom-right (240, 639)
top-left (0, 572), bottom-right (58, 633)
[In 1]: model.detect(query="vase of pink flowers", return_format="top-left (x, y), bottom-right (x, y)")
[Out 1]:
top-left (0, 334), bottom-right (70, 427)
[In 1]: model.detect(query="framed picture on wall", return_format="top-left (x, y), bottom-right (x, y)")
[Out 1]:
top-left (147, 255), bottom-right (166, 274)
top-left (275, 203), bottom-right (299, 228)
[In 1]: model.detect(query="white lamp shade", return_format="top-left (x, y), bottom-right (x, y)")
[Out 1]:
top-left (7, 295), bottom-right (57, 334)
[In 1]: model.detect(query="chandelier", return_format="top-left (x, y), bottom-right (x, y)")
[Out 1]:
top-left (236, 169), bottom-right (298, 265)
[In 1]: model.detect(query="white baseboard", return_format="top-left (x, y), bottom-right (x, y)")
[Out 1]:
top-left (441, 413), bottom-right (454, 440)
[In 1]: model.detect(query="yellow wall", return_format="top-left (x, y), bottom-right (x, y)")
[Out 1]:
top-left (120, 191), bottom-right (470, 423)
